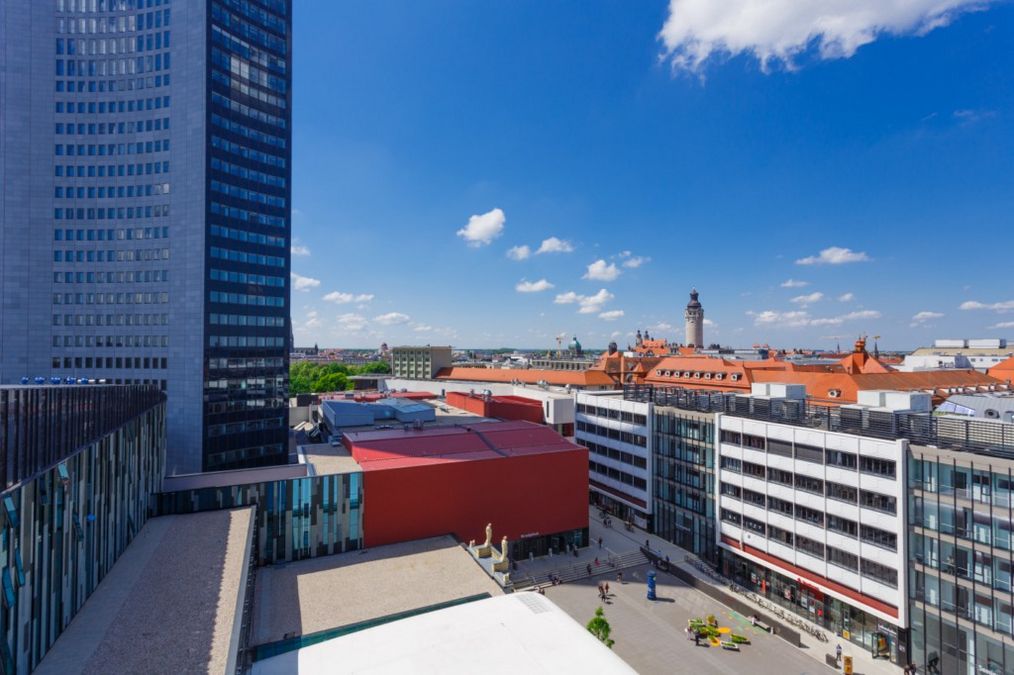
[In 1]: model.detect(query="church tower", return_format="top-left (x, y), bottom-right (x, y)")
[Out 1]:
top-left (685, 288), bottom-right (704, 347)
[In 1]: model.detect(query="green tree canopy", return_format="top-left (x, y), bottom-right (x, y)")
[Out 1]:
top-left (586, 606), bottom-right (614, 649)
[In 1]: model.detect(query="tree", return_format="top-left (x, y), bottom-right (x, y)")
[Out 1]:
top-left (357, 361), bottom-right (391, 374)
top-left (313, 371), bottom-right (347, 393)
top-left (586, 606), bottom-right (614, 649)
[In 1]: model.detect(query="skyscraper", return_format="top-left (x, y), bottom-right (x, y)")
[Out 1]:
top-left (684, 287), bottom-right (704, 347)
top-left (0, 0), bottom-right (292, 474)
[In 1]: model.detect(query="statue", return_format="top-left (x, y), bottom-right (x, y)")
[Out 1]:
top-left (493, 535), bottom-right (510, 573)
top-left (475, 523), bottom-right (494, 558)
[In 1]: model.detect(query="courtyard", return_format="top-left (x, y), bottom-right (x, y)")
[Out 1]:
top-left (542, 564), bottom-right (831, 675)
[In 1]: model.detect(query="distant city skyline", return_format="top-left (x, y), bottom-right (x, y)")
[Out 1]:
top-left (288, 2), bottom-right (1013, 351)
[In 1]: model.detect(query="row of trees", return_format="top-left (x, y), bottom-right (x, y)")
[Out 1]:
top-left (289, 360), bottom-right (390, 394)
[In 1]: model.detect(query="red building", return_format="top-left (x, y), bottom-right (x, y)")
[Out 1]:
top-left (445, 391), bottom-right (546, 424)
top-left (344, 421), bottom-right (589, 555)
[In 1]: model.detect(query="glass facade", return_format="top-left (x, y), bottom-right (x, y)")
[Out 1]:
top-left (157, 470), bottom-right (363, 564)
top-left (1, 0), bottom-right (291, 474)
top-left (909, 447), bottom-right (1014, 675)
top-left (0, 385), bottom-right (165, 674)
top-left (203, 0), bottom-right (291, 471)
top-left (652, 408), bottom-right (717, 562)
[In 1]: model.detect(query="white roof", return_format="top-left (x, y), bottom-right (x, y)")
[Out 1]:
top-left (251, 593), bottom-right (636, 675)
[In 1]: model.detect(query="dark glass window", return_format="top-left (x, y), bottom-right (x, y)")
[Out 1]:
top-left (795, 504), bottom-right (824, 527)
top-left (796, 535), bottom-right (825, 559)
top-left (860, 525), bottom-right (897, 551)
top-left (827, 515), bottom-right (857, 538)
top-left (743, 516), bottom-right (766, 536)
top-left (795, 443), bottom-right (824, 464)
top-left (742, 488), bottom-right (765, 508)
top-left (720, 482), bottom-right (741, 498)
top-left (827, 481), bottom-right (858, 503)
top-left (767, 495), bottom-right (794, 517)
top-left (826, 449), bottom-right (857, 469)
top-left (768, 525), bottom-right (794, 546)
top-left (860, 456), bottom-right (896, 479)
top-left (743, 434), bottom-right (765, 450)
top-left (721, 508), bottom-right (741, 525)
top-left (743, 462), bottom-right (766, 479)
top-left (861, 558), bottom-right (898, 587)
top-left (828, 546), bottom-right (859, 571)
top-left (767, 439), bottom-right (793, 458)
top-left (768, 468), bottom-right (793, 486)
top-left (860, 490), bottom-right (896, 514)
top-left (794, 474), bottom-right (824, 495)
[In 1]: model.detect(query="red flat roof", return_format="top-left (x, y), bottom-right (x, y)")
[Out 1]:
top-left (344, 421), bottom-right (585, 471)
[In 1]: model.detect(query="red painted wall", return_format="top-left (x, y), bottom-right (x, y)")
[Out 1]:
top-left (361, 449), bottom-right (589, 548)
top-left (445, 392), bottom-right (545, 424)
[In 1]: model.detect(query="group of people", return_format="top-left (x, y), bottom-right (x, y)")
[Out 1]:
top-left (597, 581), bottom-right (611, 600)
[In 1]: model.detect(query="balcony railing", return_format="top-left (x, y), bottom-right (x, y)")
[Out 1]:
top-left (623, 384), bottom-right (1014, 458)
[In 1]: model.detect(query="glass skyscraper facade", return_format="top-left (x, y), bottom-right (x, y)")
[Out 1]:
top-left (909, 445), bottom-right (1014, 675)
top-left (0, 0), bottom-right (292, 473)
top-left (652, 407), bottom-right (718, 562)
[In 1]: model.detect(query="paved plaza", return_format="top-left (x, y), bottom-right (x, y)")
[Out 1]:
top-left (541, 565), bottom-right (828, 675)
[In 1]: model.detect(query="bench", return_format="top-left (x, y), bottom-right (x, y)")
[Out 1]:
top-left (751, 618), bottom-right (771, 632)
top-left (825, 653), bottom-right (840, 669)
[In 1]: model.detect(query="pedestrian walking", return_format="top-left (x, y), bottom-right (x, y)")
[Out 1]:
top-left (836, 644), bottom-right (843, 665)
top-left (586, 563), bottom-right (592, 576)
top-left (605, 582), bottom-right (610, 595)
top-left (598, 536), bottom-right (603, 549)
top-left (617, 571), bottom-right (623, 583)
top-left (694, 633), bottom-right (700, 647)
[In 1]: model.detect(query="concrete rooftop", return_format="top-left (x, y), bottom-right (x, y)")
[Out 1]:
top-left (35, 507), bottom-right (254, 675)
top-left (250, 535), bottom-right (502, 647)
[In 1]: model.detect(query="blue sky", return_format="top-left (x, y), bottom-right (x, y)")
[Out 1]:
top-left (289, 1), bottom-right (1014, 351)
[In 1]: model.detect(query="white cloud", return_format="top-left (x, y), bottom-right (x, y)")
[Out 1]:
top-left (583, 259), bottom-right (621, 282)
top-left (780, 279), bottom-right (808, 288)
top-left (555, 288), bottom-right (615, 314)
top-left (536, 237), bottom-right (574, 254)
top-left (515, 278), bottom-right (554, 293)
top-left (658, 0), bottom-right (990, 74)
top-left (336, 313), bottom-right (368, 332)
top-left (796, 246), bottom-right (871, 266)
top-left (838, 292), bottom-right (855, 302)
top-left (291, 272), bottom-right (321, 292)
top-left (506, 244), bottom-right (531, 261)
top-left (323, 291), bottom-right (375, 304)
top-left (622, 255), bottom-right (650, 269)
top-left (749, 308), bottom-right (880, 327)
top-left (412, 323), bottom-right (433, 333)
top-left (790, 292), bottom-right (824, 306)
top-left (989, 321), bottom-right (1014, 329)
top-left (599, 310), bottom-right (625, 321)
top-left (291, 242), bottom-right (311, 256)
top-left (373, 312), bottom-right (411, 326)
top-left (960, 300), bottom-right (1014, 312)
top-left (303, 310), bottom-right (322, 330)
top-left (911, 311), bottom-right (944, 325)
top-left (703, 318), bottom-right (716, 327)
top-left (456, 207), bottom-right (505, 247)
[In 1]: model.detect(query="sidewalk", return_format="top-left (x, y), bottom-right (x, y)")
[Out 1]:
top-left (585, 507), bottom-right (902, 675)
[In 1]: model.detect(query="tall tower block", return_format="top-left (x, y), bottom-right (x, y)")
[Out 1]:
top-left (685, 288), bottom-right (704, 347)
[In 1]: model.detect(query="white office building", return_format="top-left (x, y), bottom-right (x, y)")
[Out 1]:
top-left (575, 390), bottom-right (652, 528)
top-left (715, 384), bottom-right (916, 655)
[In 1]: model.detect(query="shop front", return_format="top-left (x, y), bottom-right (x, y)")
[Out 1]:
top-left (723, 554), bottom-right (908, 664)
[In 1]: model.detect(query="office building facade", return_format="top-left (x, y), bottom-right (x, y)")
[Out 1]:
top-left (0, 0), bottom-right (292, 474)
top-left (575, 391), bottom-right (653, 529)
top-left (0, 384), bottom-right (165, 674)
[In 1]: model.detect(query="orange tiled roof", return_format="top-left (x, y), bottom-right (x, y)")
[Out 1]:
top-left (434, 367), bottom-right (616, 387)
top-left (989, 354), bottom-right (1014, 381)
